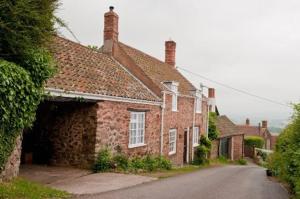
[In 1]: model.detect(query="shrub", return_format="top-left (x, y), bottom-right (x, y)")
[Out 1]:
top-left (113, 153), bottom-right (129, 171)
top-left (193, 136), bottom-right (211, 165)
top-left (236, 158), bottom-right (247, 165)
top-left (142, 155), bottom-right (157, 172)
top-left (155, 156), bottom-right (172, 170)
top-left (244, 136), bottom-right (265, 148)
top-left (129, 157), bottom-right (144, 172)
top-left (93, 149), bottom-right (112, 172)
top-left (267, 104), bottom-right (300, 198)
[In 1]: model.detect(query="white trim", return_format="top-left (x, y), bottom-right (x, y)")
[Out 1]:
top-left (160, 91), bottom-right (166, 155)
top-left (45, 88), bottom-right (162, 106)
top-left (169, 129), bottom-right (177, 155)
top-left (193, 127), bottom-right (200, 147)
top-left (128, 143), bottom-right (147, 149)
top-left (186, 127), bottom-right (190, 163)
top-left (129, 112), bottom-right (145, 147)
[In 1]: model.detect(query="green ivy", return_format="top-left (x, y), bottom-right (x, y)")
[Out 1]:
top-left (0, 60), bottom-right (44, 170)
top-left (208, 112), bottom-right (219, 140)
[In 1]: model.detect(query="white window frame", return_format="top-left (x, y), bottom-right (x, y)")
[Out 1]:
top-left (129, 112), bottom-right (146, 148)
top-left (169, 129), bottom-right (177, 155)
top-left (195, 96), bottom-right (202, 113)
top-left (171, 84), bottom-right (178, 112)
top-left (193, 127), bottom-right (200, 147)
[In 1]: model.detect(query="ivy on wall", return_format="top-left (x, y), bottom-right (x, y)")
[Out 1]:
top-left (208, 112), bottom-right (219, 141)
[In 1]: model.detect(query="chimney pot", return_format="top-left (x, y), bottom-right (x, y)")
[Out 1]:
top-left (208, 88), bottom-right (215, 98)
top-left (103, 6), bottom-right (119, 43)
top-left (246, 118), bottom-right (250, 126)
top-left (109, 6), bottom-right (114, 11)
top-left (262, 120), bottom-right (268, 128)
top-left (165, 40), bottom-right (176, 66)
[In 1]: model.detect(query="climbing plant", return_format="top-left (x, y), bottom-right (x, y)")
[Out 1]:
top-left (208, 112), bottom-right (219, 140)
top-left (0, 0), bottom-right (58, 171)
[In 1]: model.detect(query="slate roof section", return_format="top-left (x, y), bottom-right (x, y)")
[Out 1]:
top-left (46, 36), bottom-right (161, 102)
top-left (216, 115), bottom-right (243, 138)
top-left (118, 42), bottom-right (196, 96)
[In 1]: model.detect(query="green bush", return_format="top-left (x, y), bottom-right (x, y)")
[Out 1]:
top-left (155, 156), bottom-right (172, 170)
top-left (93, 149), bottom-right (112, 172)
top-left (113, 153), bottom-right (129, 171)
top-left (193, 135), bottom-right (211, 165)
top-left (244, 136), bottom-right (265, 148)
top-left (129, 157), bottom-right (144, 172)
top-left (267, 104), bottom-right (300, 198)
top-left (236, 158), bottom-right (247, 165)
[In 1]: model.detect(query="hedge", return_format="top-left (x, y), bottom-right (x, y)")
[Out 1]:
top-left (244, 136), bottom-right (264, 148)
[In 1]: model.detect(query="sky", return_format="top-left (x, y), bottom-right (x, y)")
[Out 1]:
top-left (56, 0), bottom-right (300, 127)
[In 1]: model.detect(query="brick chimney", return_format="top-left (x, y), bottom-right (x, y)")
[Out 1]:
top-left (246, 118), bottom-right (250, 126)
top-left (262, 120), bottom-right (268, 129)
top-left (103, 6), bottom-right (118, 54)
top-left (208, 88), bottom-right (216, 112)
top-left (165, 40), bottom-right (176, 66)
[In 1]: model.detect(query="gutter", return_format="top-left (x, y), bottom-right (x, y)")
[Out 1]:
top-left (45, 88), bottom-right (162, 106)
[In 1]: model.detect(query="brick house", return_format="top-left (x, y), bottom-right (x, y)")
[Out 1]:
top-left (208, 89), bottom-right (244, 161)
top-left (19, 6), bottom-right (209, 169)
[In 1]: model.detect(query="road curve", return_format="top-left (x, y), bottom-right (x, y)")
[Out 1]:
top-left (77, 164), bottom-right (289, 199)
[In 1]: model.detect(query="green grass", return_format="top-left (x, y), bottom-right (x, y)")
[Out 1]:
top-left (0, 178), bottom-right (70, 199)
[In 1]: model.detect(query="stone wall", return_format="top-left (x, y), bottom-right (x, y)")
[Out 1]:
top-left (95, 101), bottom-right (161, 157)
top-left (210, 139), bottom-right (219, 159)
top-left (0, 136), bottom-right (22, 182)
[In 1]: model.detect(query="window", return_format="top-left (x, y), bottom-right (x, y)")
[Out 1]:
top-left (193, 127), bottom-right (199, 146)
top-left (171, 84), bottom-right (178, 111)
top-left (195, 96), bottom-right (202, 113)
top-left (129, 112), bottom-right (145, 148)
top-left (169, 129), bottom-right (177, 155)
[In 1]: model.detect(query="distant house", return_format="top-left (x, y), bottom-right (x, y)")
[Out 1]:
top-left (237, 119), bottom-right (277, 150)
top-left (20, 6), bottom-right (209, 169)
top-left (210, 115), bottom-right (244, 160)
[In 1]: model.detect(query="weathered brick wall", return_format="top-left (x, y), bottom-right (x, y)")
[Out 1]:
top-left (162, 94), bottom-right (207, 165)
top-left (36, 101), bottom-right (97, 168)
top-left (210, 139), bottom-right (219, 159)
top-left (95, 101), bottom-right (161, 157)
top-left (0, 136), bottom-right (22, 182)
top-left (232, 135), bottom-right (244, 160)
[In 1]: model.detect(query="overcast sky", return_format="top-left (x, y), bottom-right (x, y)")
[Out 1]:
top-left (56, 0), bottom-right (300, 127)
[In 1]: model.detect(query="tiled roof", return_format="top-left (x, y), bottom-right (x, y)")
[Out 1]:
top-left (216, 115), bottom-right (243, 138)
top-left (118, 43), bottom-right (196, 96)
top-left (237, 125), bottom-right (261, 137)
top-left (46, 36), bottom-right (161, 102)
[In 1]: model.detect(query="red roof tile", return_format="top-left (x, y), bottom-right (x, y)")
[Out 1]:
top-left (46, 36), bottom-right (161, 102)
top-left (216, 116), bottom-right (243, 138)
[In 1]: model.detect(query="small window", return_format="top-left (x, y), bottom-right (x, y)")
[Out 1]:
top-left (169, 129), bottom-right (177, 155)
top-left (129, 112), bottom-right (145, 148)
top-left (193, 127), bottom-right (199, 146)
top-left (171, 84), bottom-right (178, 112)
top-left (195, 97), bottom-right (202, 113)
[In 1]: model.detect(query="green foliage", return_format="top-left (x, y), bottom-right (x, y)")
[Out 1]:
top-left (236, 158), bottom-right (247, 165)
top-left (244, 136), bottom-right (265, 148)
top-left (0, 0), bottom-right (57, 172)
top-left (0, 0), bottom-right (58, 61)
top-left (208, 112), bottom-right (219, 140)
top-left (93, 150), bottom-right (172, 173)
top-left (193, 135), bottom-right (211, 165)
top-left (0, 178), bottom-right (70, 199)
top-left (93, 148), bottom-right (112, 172)
top-left (267, 104), bottom-right (300, 198)
top-left (113, 153), bottom-right (129, 171)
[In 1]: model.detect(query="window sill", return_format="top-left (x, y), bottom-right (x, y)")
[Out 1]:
top-left (195, 111), bottom-right (202, 114)
top-left (172, 110), bottom-right (178, 112)
top-left (128, 143), bottom-right (146, 149)
top-left (169, 151), bottom-right (176, 156)
top-left (193, 143), bottom-right (199, 147)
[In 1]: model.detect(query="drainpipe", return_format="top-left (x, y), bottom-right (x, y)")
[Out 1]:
top-left (206, 103), bottom-right (209, 138)
top-left (160, 91), bottom-right (166, 155)
top-left (191, 95), bottom-right (196, 161)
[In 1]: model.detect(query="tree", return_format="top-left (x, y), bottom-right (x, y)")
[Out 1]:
top-left (0, 0), bottom-right (58, 172)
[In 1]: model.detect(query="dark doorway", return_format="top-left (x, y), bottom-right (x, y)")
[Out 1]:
top-left (183, 130), bottom-right (188, 163)
top-left (220, 138), bottom-right (230, 158)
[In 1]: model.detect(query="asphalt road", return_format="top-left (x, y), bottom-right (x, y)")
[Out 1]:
top-left (78, 164), bottom-right (289, 199)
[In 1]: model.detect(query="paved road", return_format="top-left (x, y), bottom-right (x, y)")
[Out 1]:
top-left (77, 164), bottom-right (289, 199)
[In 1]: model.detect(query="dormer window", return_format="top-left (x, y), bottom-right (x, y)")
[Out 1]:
top-left (195, 90), bottom-right (202, 113)
top-left (170, 83), bottom-right (178, 112)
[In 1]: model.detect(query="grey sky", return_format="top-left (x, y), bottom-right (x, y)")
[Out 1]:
top-left (56, 0), bottom-right (300, 127)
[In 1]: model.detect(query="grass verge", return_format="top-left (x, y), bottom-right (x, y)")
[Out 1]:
top-left (0, 178), bottom-right (70, 199)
